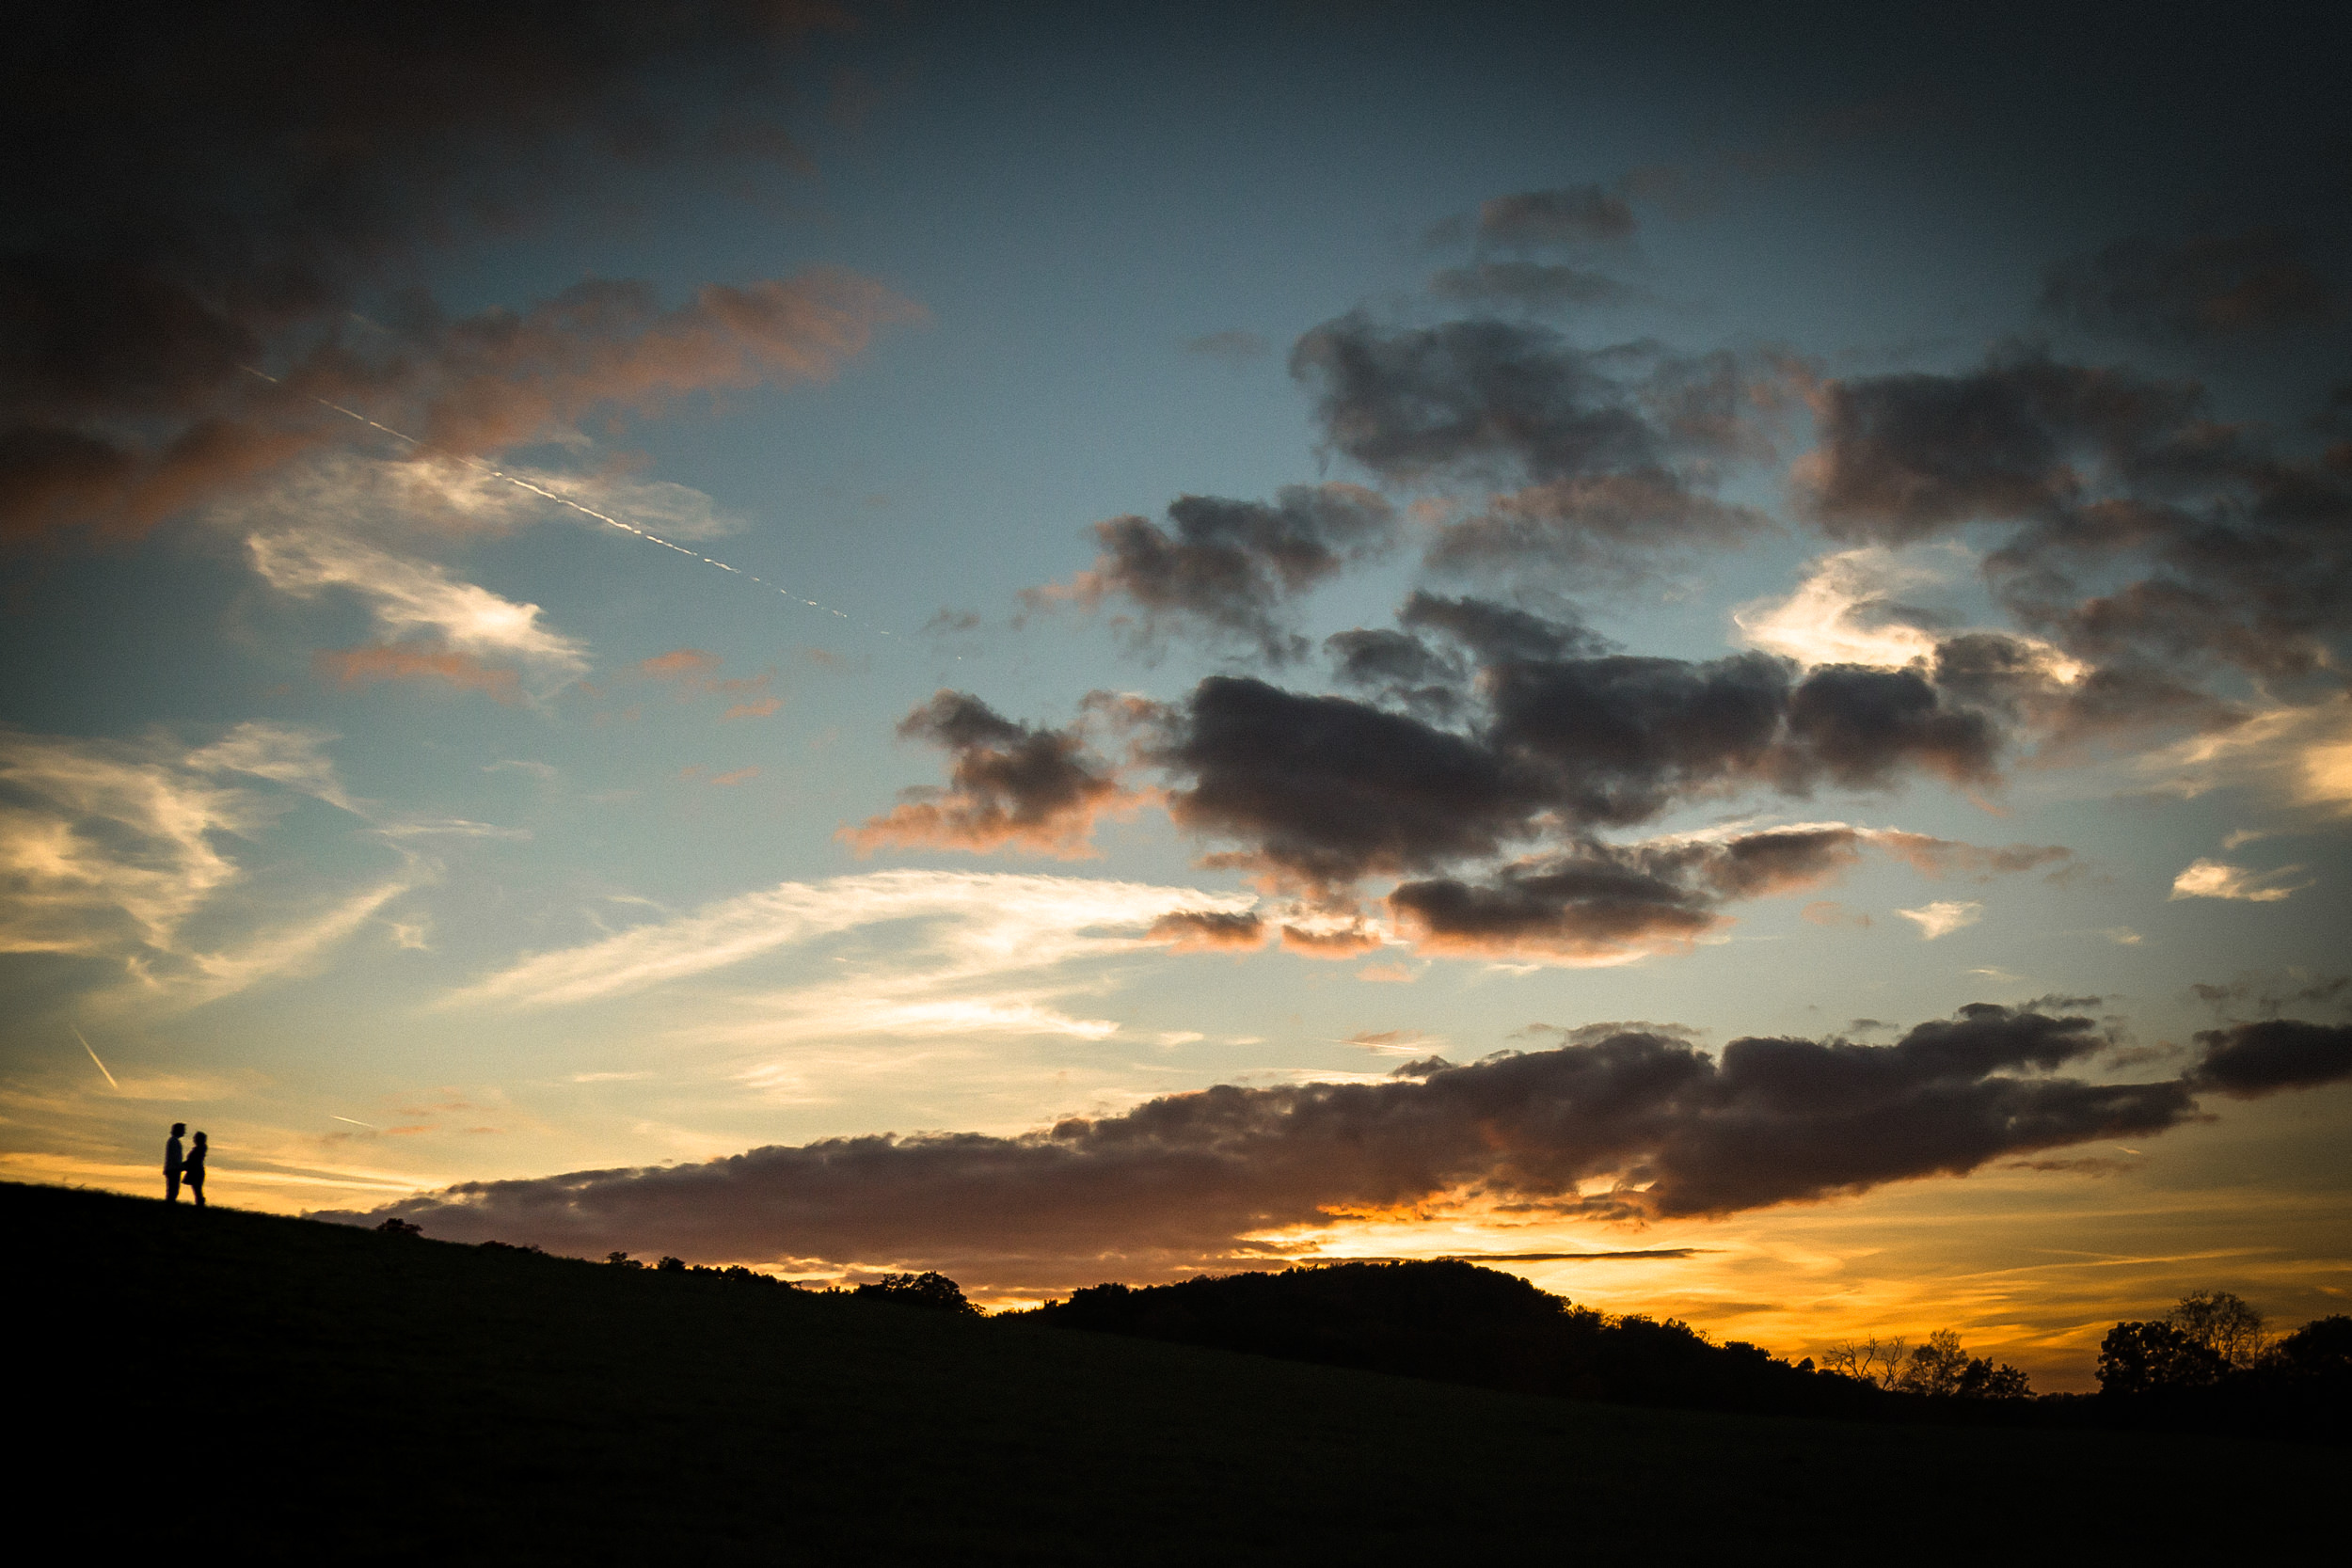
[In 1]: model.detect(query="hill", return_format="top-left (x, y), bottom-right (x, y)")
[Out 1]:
top-left (13, 1182), bottom-right (2331, 1561)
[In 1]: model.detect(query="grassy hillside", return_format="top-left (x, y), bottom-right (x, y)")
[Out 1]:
top-left (15, 1182), bottom-right (2328, 1562)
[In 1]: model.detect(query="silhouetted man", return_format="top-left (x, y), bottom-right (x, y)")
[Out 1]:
top-left (165, 1123), bottom-right (185, 1203)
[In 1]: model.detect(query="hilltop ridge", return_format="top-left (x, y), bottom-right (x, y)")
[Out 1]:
top-left (14, 1182), bottom-right (2332, 1562)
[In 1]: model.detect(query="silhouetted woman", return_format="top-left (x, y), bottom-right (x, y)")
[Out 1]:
top-left (183, 1131), bottom-right (208, 1208)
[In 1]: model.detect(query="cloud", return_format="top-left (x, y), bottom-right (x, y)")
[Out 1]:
top-left (1024, 485), bottom-right (1398, 659)
top-left (184, 721), bottom-right (358, 814)
top-left (247, 530), bottom-right (588, 679)
top-left (0, 722), bottom-right (406, 1000)
top-left (1390, 847), bottom-right (1724, 965)
top-left (1289, 314), bottom-right (1662, 485)
top-left (1473, 185), bottom-right (1637, 247)
top-left (1288, 317), bottom-right (1788, 588)
top-left (2186, 1020), bottom-right (2352, 1097)
top-left (1866, 832), bottom-right (2069, 882)
top-left (641, 649), bottom-right (721, 680)
top-left (2, 6), bottom-right (891, 540)
top-left (1157, 674), bottom-right (1545, 893)
top-left (972, 602), bottom-right (2017, 897)
top-left (1734, 546), bottom-right (1954, 670)
top-left (638, 648), bottom-right (778, 717)
top-left (846, 692), bottom-right (1135, 859)
top-left (337, 1003), bottom-right (2231, 1288)
top-left (1424, 472), bottom-right (1771, 583)
top-left (1792, 351), bottom-right (2352, 725)
top-left (1381, 823), bottom-right (2029, 966)
top-left (2168, 859), bottom-right (2311, 903)
top-left (2136, 696), bottom-right (2352, 816)
top-left (1896, 900), bottom-right (1981, 940)
top-left (313, 645), bottom-right (523, 703)
top-left (1794, 352), bottom-right (2197, 545)
top-left (1146, 910), bottom-right (1267, 951)
top-left (311, 271), bottom-right (918, 461)
top-left (450, 868), bottom-right (1255, 1013)
top-left (2042, 228), bottom-right (2337, 342)
top-left (0, 730), bottom-right (264, 958)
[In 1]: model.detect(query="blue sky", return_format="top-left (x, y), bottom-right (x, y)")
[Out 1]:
top-left (6, 2), bottom-right (2349, 1384)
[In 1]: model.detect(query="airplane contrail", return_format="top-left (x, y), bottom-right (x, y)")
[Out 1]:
top-left (240, 366), bottom-right (889, 635)
top-left (72, 1027), bottom-right (119, 1090)
top-left (330, 1115), bottom-right (379, 1130)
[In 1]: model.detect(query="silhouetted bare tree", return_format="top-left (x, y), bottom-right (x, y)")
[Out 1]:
top-left (2166, 1291), bottom-right (2267, 1368)
top-left (1819, 1336), bottom-right (1907, 1389)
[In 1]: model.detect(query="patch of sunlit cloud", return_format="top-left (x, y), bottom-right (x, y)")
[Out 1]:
top-left (1896, 900), bottom-right (1982, 940)
top-left (2140, 695), bottom-right (2352, 816)
top-left (2168, 859), bottom-right (2311, 902)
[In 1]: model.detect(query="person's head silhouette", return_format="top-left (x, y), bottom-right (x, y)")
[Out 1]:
top-left (191, 1132), bottom-right (206, 1148)
top-left (171, 1122), bottom-right (185, 1137)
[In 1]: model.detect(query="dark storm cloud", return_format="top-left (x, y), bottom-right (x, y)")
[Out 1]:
top-left (1291, 316), bottom-right (1782, 583)
top-left (2186, 1020), bottom-right (2352, 1097)
top-left (1782, 665), bottom-right (1999, 789)
top-left (845, 692), bottom-right (1129, 859)
top-left (853, 592), bottom-right (2005, 893)
top-left (1397, 590), bottom-right (1604, 664)
top-left (1797, 352), bottom-right (2200, 545)
top-left (2042, 229), bottom-right (2338, 342)
top-left (1386, 827), bottom-right (1869, 963)
top-left (1289, 314), bottom-right (1661, 484)
top-left (1798, 350), bottom-right (2352, 699)
top-left (1423, 474), bottom-right (1772, 578)
top-left (1153, 675), bottom-right (1548, 891)
top-left (336, 1002), bottom-right (2236, 1288)
top-left (1388, 846), bottom-right (1724, 962)
top-left (1479, 649), bottom-right (1794, 824)
top-left (1145, 909), bottom-right (1267, 951)
top-left (0, 2), bottom-right (889, 539)
top-left (1026, 485), bottom-right (1398, 659)
top-left (1428, 263), bottom-right (1645, 310)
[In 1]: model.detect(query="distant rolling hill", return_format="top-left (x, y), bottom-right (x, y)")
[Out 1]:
top-left (13, 1182), bottom-right (2330, 1561)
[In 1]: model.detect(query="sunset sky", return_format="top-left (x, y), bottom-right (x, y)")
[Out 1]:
top-left (7, 3), bottom-right (2349, 1386)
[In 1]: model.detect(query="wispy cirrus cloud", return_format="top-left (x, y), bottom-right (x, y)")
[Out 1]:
top-left (0, 721), bottom-right (420, 1005)
top-left (448, 868), bottom-right (1258, 1013)
top-left (247, 530), bottom-right (589, 683)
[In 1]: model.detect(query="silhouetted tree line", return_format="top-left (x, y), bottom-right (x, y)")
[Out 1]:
top-left (2089, 1291), bottom-right (2349, 1444)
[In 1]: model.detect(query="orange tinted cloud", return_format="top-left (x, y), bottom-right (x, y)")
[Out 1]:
top-left (313, 644), bottom-right (521, 703)
top-left (847, 691), bottom-right (1133, 859)
top-left (640, 648), bottom-right (779, 719)
top-left (640, 648), bottom-right (721, 679)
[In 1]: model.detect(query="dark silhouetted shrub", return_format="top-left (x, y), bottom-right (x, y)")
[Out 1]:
top-left (852, 1271), bottom-right (979, 1315)
top-left (375, 1217), bottom-right (421, 1237)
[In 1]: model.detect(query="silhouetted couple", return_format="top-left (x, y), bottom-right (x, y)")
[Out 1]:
top-left (164, 1123), bottom-right (207, 1207)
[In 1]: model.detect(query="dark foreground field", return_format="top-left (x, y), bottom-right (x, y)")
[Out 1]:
top-left (15, 1182), bottom-right (2330, 1562)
